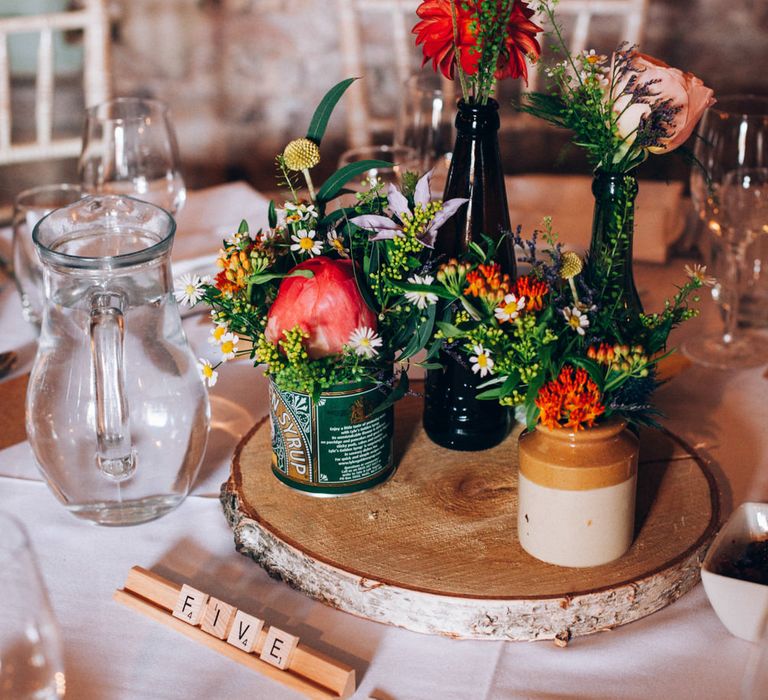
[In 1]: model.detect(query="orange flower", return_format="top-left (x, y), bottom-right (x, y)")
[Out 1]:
top-left (464, 262), bottom-right (511, 303)
top-left (536, 365), bottom-right (605, 430)
top-left (587, 342), bottom-right (616, 365)
top-left (214, 245), bottom-right (251, 294)
top-left (514, 274), bottom-right (549, 311)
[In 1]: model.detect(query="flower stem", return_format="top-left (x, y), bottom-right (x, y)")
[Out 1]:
top-left (450, 0), bottom-right (470, 101)
top-left (302, 168), bottom-right (316, 201)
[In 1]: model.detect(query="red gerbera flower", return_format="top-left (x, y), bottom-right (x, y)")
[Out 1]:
top-left (413, 0), bottom-right (480, 79)
top-left (494, 1), bottom-right (543, 84)
top-left (413, 0), bottom-right (542, 84)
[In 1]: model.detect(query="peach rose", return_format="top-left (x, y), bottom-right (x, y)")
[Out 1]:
top-left (612, 52), bottom-right (715, 154)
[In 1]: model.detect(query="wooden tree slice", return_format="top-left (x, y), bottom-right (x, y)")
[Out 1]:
top-left (221, 395), bottom-right (720, 641)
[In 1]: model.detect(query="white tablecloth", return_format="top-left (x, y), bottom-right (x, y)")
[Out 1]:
top-left (0, 184), bottom-right (765, 700)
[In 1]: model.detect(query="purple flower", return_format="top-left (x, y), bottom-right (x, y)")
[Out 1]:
top-left (349, 170), bottom-right (468, 249)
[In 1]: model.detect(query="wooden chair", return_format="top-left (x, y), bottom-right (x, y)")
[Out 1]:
top-left (0, 0), bottom-right (110, 165)
top-left (336, 0), bottom-right (648, 146)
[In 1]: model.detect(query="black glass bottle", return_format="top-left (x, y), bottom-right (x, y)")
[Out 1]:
top-left (423, 98), bottom-right (513, 451)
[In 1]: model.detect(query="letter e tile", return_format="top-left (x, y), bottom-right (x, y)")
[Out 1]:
top-left (226, 610), bottom-right (264, 653)
top-left (171, 584), bottom-right (209, 626)
top-left (259, 626), bottom-right (299, 670)
top-left (200, 597), bottom-right (236, 639)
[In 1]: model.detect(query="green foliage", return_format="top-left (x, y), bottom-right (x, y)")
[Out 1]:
top-left (306, 78), bottom-right (358, 145)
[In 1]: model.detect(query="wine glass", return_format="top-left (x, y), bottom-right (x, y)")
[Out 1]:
top-left (0, 513), bottom-right (65, 699)
top-left (395, 72), bottom-right (457, 178)
top-left (12, 184), bottom-right (84, 327)
top-left (684, 96), bottom-right (768, 369)
top-left (78, 97), bottom-right (186, 215)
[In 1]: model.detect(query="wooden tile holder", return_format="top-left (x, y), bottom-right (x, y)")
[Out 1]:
top-left (114, 566), bottom-right (355, 699)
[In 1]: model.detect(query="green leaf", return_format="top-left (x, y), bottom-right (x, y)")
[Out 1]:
top-left (390, 280), bottom-right (455, 300)
top-left (397, 303), bottom-right (437, 362)
top-left (317, 160), bottom-right (393, 203)
top-left (306, 78), bottom-right (358, 145)
top-left (435, 321), bottom-right (464, 338)
top-left (238, 219), bottom-right (249, 234)
top-left (416, 361), bottom-right (443, 370)
top-left (249, 269), bottom-right (314, 286)
top-left (268, 201), bottom-right (277, 229)
top-left (349, 249), bottom-right (380, 314)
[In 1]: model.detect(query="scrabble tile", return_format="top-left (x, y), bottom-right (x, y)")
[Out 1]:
top-left (171, 584), bottom-right (209, 626)
top-left (200, 597), bottom-right (236, 639)
top-left (226, 610), bottom-right (264, 653)
top-left (259, 626), bottom-right (299, 670)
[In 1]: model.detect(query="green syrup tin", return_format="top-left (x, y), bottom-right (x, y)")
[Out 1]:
top-left (269, 379), bottom-right (395, 495)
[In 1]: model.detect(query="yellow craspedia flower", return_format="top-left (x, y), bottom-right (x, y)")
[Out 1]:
top-left (559, 251), bottom-right (583, 280)
top-left (283, 138), bottom-right (320, 171)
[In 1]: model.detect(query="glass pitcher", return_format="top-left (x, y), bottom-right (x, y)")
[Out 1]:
top-left (27, 195), bottom-right (210, 526)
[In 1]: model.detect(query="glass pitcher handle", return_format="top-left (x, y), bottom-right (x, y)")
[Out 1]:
top-left (89, 291), bottom-right (136, 480)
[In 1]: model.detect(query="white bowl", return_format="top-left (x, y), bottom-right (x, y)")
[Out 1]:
top-left (701, 502), bottom-right (768, 642)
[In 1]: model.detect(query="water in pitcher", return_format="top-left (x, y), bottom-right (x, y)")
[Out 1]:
top-left (28, 197), bottom-right (209, 526)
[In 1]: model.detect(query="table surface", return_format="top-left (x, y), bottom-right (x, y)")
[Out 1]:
top-left (0, 183), bottom-right (765, 700)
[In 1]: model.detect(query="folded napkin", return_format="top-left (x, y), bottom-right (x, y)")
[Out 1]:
top-left (506, 175), bottom-right (685, 263)
top-left (172, 181), bottom-right (271, 264)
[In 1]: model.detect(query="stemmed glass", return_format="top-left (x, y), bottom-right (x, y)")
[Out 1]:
top-left (78, 97), bottom-right (186, 215)
top-left (0, 513), bottom-right (65, 699)
top-left (685, 96), bottom-right (768, 369)
top-left (395, 72), bottom-right (456, 176)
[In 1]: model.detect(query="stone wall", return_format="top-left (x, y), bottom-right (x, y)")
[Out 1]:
top-left (2, 0), bottom-right (766, 201)
top-left (105, 0), bottom-right (766, 187)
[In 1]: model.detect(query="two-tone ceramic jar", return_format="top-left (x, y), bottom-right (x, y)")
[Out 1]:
top-left (517, 418), bottom-right (639, 567)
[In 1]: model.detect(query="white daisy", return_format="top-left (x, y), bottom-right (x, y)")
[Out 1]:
top-left (348, 326), bottom-right (383, 358)
top-left (290, 229), bottom-right (322, 257)
top-left (494, 293), bottom-right (526, 322)
top-left (173, 273), bottom-right (206, 306)
top-left (470, 344), bottom-right (494, 377)
top-left (197, 358), bottom-right (218, 387)
top-left (208, 322), bottom-right (228, 345)
top-left (404, 274), bottom-right (438, 309)
top-left (327, 229), bottom-right (349, 258)
top-left (563, 306), bottom-right (590, 335)
top-left (684, 263), bottom-right (716, 287)
top-left (218, 332), bottom-right (239, 361)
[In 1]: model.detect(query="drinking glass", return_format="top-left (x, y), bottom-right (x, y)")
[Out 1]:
top-left (395, 72), bottom-right (456, 175)
top-left (28, 195), bottom-right (210, 526)
top-left (337, 144), bottom-right (420, 190)
top-left (12, 184), bottom-right (84, 327)
top-left (685, 96), bottom-right (768, 369)
top-left (0, 513), bottom-right (65, 699)
top-left (78, 97), bottom-right (186, 215)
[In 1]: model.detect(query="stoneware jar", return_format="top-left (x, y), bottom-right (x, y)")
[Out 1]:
top-left (517, 418), bottom-right (639, 567)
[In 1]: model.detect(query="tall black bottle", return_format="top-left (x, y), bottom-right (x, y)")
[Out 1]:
top-left (423, 98), bottom-right (514, 451)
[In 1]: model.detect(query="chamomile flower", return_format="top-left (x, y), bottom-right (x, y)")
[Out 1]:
top-left (327, 229), bottom-right (349, 258)
top-left (197, 358), bottom-right (219, 387)
top-left (208, 322), bottom-right (228, 345)
top-left (684, 263), bottom-right (716, 287)
top-left (348, 326), bottom-right (383, 358)
top-left (494, 293), bottom-right (526, 322)
top-left (173, 273), bottom-right (206, 306)
top-left (470, 344), bottom-right (494, 377)
top-left (404, 274), bottom-right (438, 309)
top-left (290, 229), bottom-right (322, 257)
top-left (218, 332), bottom-right (239, 361)
top-left (563, 306), bottom-right (590, 335)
